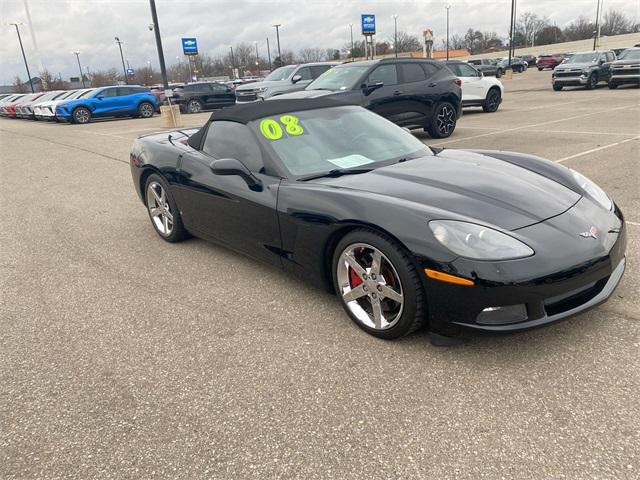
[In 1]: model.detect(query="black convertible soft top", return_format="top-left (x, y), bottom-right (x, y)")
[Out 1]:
top-left (188, 98), bottom-right (354, 149)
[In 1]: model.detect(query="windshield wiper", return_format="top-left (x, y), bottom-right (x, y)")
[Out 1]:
top-left (297, 168), bottom-right (374, 182)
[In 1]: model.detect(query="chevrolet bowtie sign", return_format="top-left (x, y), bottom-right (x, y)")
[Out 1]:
top-left (361, 14), bottom-right (376, 35)
top-left (181, 37), bottom-right (198, 55)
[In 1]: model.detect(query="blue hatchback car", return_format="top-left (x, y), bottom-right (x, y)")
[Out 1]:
top-left (56, 85), bottom-right (158, 124)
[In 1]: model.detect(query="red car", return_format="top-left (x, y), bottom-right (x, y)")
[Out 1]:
top-left (536, 54), bottom-right (565, 71)
top-left (6, 93), bottom-right (44, 118)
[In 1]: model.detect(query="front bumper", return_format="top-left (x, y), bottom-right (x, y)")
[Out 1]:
top-left (421, 201), bottom-right (626, 334)
top-left (553, 75), bottom-right (589, 86)
top-left (610, 73), bottom-right (640, 85)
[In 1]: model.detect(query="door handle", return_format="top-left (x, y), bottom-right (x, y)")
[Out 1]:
top-left (428, 82), bottom-right (437, 87)
top-left (393, 90), bottom-right (402, 96)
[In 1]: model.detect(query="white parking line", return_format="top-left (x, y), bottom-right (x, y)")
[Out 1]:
top-left (555, 135), bottom-right (640, 163)
top-left (433, 105), bottom-right (634, 146)
top-left (627, 221), bottom-right (640, 227)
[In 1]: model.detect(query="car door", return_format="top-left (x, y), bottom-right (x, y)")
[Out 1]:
top-left (455, 63), bottom-right (486, 102)
top-left (600, 52), bottom-right (614, 79)
top-left (174, 121), bottom-right (282, 267)
top-left (210, 83), bottom-right (235, 106)
top-left (362, 64), bottom-right (403, 123)
top-left (93, 87), bottom-right (124, 116)
top-left (291, 66), bottom-right (313, 91)
top-left (394, 62), bottom-right (434, 126)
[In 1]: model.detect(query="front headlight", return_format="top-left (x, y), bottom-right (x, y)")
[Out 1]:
top-left (429, 220), bottom-right (534, 260)
top-left (256, 87), bottom-right (268, 93)
top-left (571, 170), bottom-right (612, 210)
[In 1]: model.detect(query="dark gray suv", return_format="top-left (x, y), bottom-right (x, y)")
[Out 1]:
top-left (552, 50), bottom-right (616, 90)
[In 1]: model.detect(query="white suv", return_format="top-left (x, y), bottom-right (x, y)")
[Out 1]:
top-left (444, 61), bottom-right (504, 112)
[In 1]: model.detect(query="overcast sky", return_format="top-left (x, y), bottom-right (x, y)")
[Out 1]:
top-left (0, 0), bottom-right (636, 84)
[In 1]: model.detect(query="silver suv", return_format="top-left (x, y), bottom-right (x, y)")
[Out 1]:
top-left (235, 62), bottom-right (338, 102)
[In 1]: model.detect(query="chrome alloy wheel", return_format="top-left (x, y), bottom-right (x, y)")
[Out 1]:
top-left (146, 181), bottom-right (173, 236)
top-left (336, 243), bottom-right (404, 330)
top-left (140, 103), bottom-right (154, 117)
top-left (436, 105), bottom-right (455, 136)
top-left (188, 100), bottom-right (202, 113)
top-left (74, 108), bottom-right (90, 124)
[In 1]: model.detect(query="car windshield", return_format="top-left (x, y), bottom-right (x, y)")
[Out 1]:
top-left (618, 49), bottom-right (640, 60)
top-left (251, 106), bottom-right (432, 177)
top-left (264, 66), bottom-right (296, 81)
top-left (566, 53), bottom-right (598, 63)
top-left (306, 65), bottom-right (370, 91)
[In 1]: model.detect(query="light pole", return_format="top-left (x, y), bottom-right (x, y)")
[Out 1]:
top-left (593, 0), bottom-right (602, 50)
top-left (9, 22), bottom-right (34, 92)
top-left (229, 45), bottom-right (235, 79)
top-left (273, 24), bottom-right (282, 65)
top-left (73, 51), bottom-right (85, 88)
top-left (114, 36), bottom-right (128, 84)
top-left (266, 37), bottom-right (272, 71)
top-left (392, 15), bottom-right (398, 58)
top-left (148, 0), bottom-right (169, 89)
top-left (508, 0), bottom-right (516, 67)
top-left (254, 41), bottom-right (259, 70)
top-left (349, 23), bottom-right (354, 61)
top-left (445, 5), bottom-right (451, 60)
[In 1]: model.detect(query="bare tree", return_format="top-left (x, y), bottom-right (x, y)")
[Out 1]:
top-left (517, 12), bottom-right (549, 47)
top-left (298, 47), bottom-right (326, 63)
top-left (13, 76), bottom-right (28, 93)
top-left (39, 69), bottom-right (67, 90)
top-left (89, 69), bottom-right (119, 87)
top-left (563, 16), bottom-right (596, 41)
top-left (601, 9), bottom-right (634, 35)
top-left (394, 31), bottom-right (421, 52)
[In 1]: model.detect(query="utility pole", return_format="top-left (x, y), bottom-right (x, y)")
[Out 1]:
top-left (229, 45), bottom-right (235, 79)
top-left (508, 0), bottom-right (516, 67)
top-left (148, 0), bottom-right (169, 89)
top-left (593, 0), bottom-right (602, 50)
top-left (114, 36), bottom-right (128, 84)
top-left (73, 51), bottom-right (85, 88)
top-left (349, 23), bottom-right (354, 61)
top-left (266, 37), bottom-right (272, 71)
top-left (445, 5), bottom-right (451, 60)
top-left (254, 41), bottom-right (259, 70)
top-left (392, 15), bottom-right (398, 57)
top-left (9, 22), bottom-right (34, 92)
top-left (273, 24), bottom-right (282, 65)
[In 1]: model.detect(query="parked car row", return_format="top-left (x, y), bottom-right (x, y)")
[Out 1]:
top-left (0, 85), bottom-right (160, 124)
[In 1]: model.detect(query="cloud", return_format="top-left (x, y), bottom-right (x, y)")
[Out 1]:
top-left (0, 0), bottom-right (634, 84)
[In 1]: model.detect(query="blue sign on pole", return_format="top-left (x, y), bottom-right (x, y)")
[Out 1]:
top-left (126, 68), bottom-right (135, 76)
top-left (181, 37), bottom-right (198, 55)
top-left (361, 14), bottom-right (376, 35)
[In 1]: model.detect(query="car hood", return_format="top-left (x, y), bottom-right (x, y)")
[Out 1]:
top-left (612, 59), bottom-right (640, 65)
top-left (556, 62), bottom-right (595, 70)
top-left (235, 80), bottom-right (288, 91)
top-left (314, 149), bottom-right (581, 231)
top-left (272, 89), bottom-right (340, 100)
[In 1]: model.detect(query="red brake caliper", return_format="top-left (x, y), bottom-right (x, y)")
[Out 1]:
top-left (349, 267), bottom-right (363, 287)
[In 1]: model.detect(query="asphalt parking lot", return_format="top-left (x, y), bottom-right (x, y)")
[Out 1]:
top-left (1, 69), bottom-right (638, 479)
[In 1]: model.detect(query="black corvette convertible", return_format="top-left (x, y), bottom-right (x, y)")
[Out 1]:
top-left (130, 98), bottom-right (626, 342)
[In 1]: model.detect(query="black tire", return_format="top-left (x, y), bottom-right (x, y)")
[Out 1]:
top-left (538, 67), bottom-right (543, 71)
top-left (482, 88), bottom-right (501, 113)
top-left (586, 72), bottom-right (598, 90)
top-left (332, 229), bottom-right (426, 339)
top-left (187, 98), bottom-right (203, 114)
top-left (495, 68), bottom-right (503, 78)
top-left (144, 173), bottom-right (189, 243)
top-left (72, 106), bottom-right (91, 124)
top-left (518, 65), bottom-right (524, 73)
top-left (553, 83), bottom-right (563, 91)
top-left (138, 102), bottom-right (155, 118)
top-left (427, 101), bottom-right (457, 138)
top-left (608, 81), bottom-right (618, 89)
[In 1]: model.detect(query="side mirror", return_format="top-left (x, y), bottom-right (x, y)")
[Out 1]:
top-left (210, 158), bottom-right (262, 191)
top-left (362, 81), bottom-right (384, 95)
top-left (291, 74), bottom-right (302, 83)
top-left (478, 70), bottom-right (484, 77)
